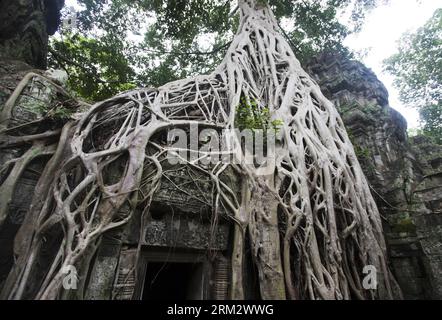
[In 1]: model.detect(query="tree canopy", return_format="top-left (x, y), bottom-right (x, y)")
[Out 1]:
top-left (49, 0), bottom-right (386, 102)
top-left (384, 8), bottom-right (442, 144)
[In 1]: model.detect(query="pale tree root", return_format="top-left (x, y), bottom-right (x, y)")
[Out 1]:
top-left (0, 0), bottom-right (402, 300)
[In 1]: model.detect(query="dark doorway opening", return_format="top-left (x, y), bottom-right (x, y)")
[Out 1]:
top-left (142, 262), bottom-right (204, 300)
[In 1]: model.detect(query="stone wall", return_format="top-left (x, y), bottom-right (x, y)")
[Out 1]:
top-left (82, 165), bottom-right (233, 300)
top-left (0, 60), bottom-right (47, 289)
top-left (409, 136), bottom-right (442, 298)
top-left (0, 0), bottom-right (65, 69)
top-left (0, 60), bottom-right (71, 292)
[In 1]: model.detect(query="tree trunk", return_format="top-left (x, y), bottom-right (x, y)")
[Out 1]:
top-left (0, 0), bottom-right (402, 300)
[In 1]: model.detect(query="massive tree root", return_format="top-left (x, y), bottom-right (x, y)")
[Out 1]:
top-left (0, 0), bottom-right (401, 300)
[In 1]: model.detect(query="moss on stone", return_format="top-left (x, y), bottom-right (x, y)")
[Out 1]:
top-left (392, 218), bottom-right (417, 234)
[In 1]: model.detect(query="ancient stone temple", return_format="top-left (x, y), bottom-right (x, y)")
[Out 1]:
top-left (0, 65), bottom-right (245, 299)
top-left (0, 0), bottom-right (441, 301)
top-left (0, 0), bottom-right (245, 299)
top-left (85, 165), bottom-right (236, 300)
top-left (1, 50), bottom-right (441, 300)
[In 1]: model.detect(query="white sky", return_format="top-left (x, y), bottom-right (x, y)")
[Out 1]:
top-left (64, 0), bottom-right (442, 128)
top-left (65, 0), bottom-right (82, 11)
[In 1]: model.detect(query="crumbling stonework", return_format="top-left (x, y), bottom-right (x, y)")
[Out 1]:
top-left (0, 59), bottom-right (75, 292)
top-left (0, 60), bottom-right (47, 289)
top-left (0, 0), bottom-right (65, 69)
top-left (305, 52), bottom-right (442, 299)
top-left (409, 136), bottom-right (442, 299)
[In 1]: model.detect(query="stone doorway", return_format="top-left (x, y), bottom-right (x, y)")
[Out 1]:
top-left (133, 249), bottom-right (210, 300)
top-left (141, 261), bottom-right (204, 300)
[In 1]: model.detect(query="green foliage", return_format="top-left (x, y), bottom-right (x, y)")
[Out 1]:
top-left (282, 0), bottom-right (350, 63)
top-left (49, 0), bottom-right (387, 101)
top-left (392, 218), bottom-right (416, 234)
top-left (51, 105), bottom-right (76, 120)
top-left (346, 128), bottom-right (371, 159)
top-left (24, 98), bottom-right (75, 121)
top-left (407, 127), bottom-right (425, 138)
top-left (49, 33), bottom-right (137, 102)
top-left (235, 97), bottom-right (282, 133)
top-left (19, 79), bottom-right (76, 121)
top-left (384, 9), bottom-right (442, 144)
top-left (354, 145), bottom-right (371, 158)
top-left (408, 125), bottom-right (441, 144)
top-left (419, 104), bottom-right (442, 144)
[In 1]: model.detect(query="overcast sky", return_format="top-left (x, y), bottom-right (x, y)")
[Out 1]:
top-left (64, 0), bottom-right (441, 129)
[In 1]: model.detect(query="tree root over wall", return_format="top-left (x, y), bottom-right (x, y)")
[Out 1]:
top-left (0, 0), bottom-right (402, 300)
